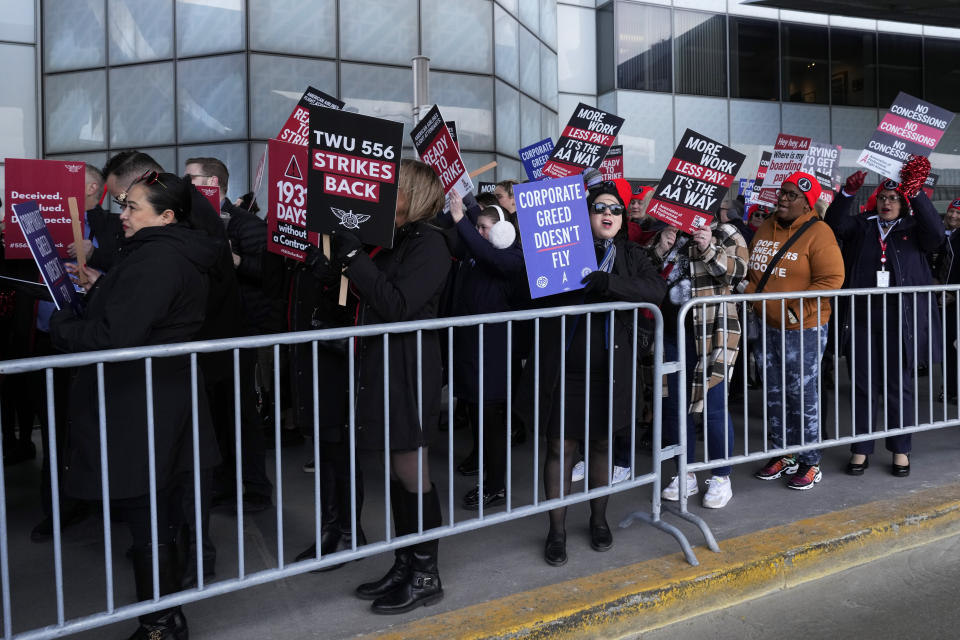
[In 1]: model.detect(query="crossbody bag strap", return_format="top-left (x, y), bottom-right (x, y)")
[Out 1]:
top-left (754, 218), bottom-right (820, 294)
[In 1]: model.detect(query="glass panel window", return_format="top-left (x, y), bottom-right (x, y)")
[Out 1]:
top-left (108, 0), bottom-right (173, 64)
top-left (176, 0), bottom-right (244, 57)
top-left (729, 17), bottom-right (778, 100)
top-left (924, 38), bottom-right (960, 113)
top-left (540, 0), bottom-right (557, 49)
top-left (520, 94), bottom-right (541, 148)
top-left (540, 45), bottom-right (558, 110)
top-left (431, 72), bottom-right (494, 150)
top-left (616, 3), bottom-right (672, 92)
top-left (781, 103), bottom-right (830, 141)
top-left (596, 2), bottom-right (615, 93)
top-left (495, 80), bottom-right (519, 156)
top-left (518, 0), bottom-right (539, 34)
top-left (829, 28), bottom-right (876, 107)
top-left (557, 4), bottom-right (595, 95)
top-left (617, 91), bottom-right (673, 180)
top-left (421, 0), bottom-right (492, 74)
top-left (494, 4), bottom-right (519, 85)
top-left (43, 0), bottom-right (105, 72)
top-left (339, 0), bottom-right (417, 65)
top-left (249, 54), bottom-right (337, 140)
top-left (675, 96), bottom-right (728, 145)
top-left (177, 54), bottom-right (247, 143)
top-left (249, 0), bottom-right (336, 58)
top-left (44, 70), bottom-right (107, 153)
top-left (0, 44), bottom-right (37, 159)
top-left (109, 62), bottom-right (175, 148)
top-left (878, 33), bottom-right (921, 108)
top-left (519, 26), bottom-right (540, 98)
top-left (0, 0), bottom-right (36, 43)
top-left (674, 10), bottom-right (726, 97)
top-left (339, 63), bottom-right (413, 142)
top-left (781, 23), bottom-right (829, 104)
top-left (541, 106), bottom-right (558, 141)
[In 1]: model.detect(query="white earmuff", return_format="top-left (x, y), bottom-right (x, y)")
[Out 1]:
top-left (486, 205), bottom-right (516, 249)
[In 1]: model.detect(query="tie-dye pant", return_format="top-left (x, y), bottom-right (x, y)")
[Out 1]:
top-left (763, 324), bottom-right (829, 466)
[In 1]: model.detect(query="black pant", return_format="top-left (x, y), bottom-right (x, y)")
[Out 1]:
top-left (468, 402), bottom-right (507, 491)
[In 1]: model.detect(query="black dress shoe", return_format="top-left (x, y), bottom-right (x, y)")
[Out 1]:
top-left (891, 455), bottom-right (910, 477)
top-left (544, 530), bottom-right (567, 566)
top-left (589, 521), bottom-right (613, 552)
top-left (845, 455), bottom-right (869, 476)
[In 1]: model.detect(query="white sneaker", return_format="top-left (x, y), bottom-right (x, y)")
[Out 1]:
top-left (702, 475), bottom-right (732, 509)
top-left (571, 460), bottom-right (585, 482)
top-left (661, 472), bottom-right (698, 501)
top-left (612, 465), bottom-right (631, 484)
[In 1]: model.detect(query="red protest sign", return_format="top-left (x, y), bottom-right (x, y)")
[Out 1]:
top-left (3, 158), bottom-right (85, 259)
top-left (277, 86), bottom-right (344, 147)
top-left (600, 145), bottom-right (624, 180)
top-left (267, 138), bottom-right (319, 262)
top-left (756, 133), bottom-right (811, 207)
top-left (196, 185), bottom-right (221, 214)
top-left (646, 129), bottom-right (746, 234)
top-left (541, 103), bottom-right (625, 179)
top-left (411, 105), bottom-right (474, 196)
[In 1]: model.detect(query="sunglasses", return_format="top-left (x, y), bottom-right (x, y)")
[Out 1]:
top-left (591, 202), bottom-right (625, 216)
top-left (116, 171), bottom-right (168, 207)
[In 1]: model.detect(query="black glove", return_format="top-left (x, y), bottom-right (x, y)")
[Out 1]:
top-left (581, 270), bottom-right (610, 295)
top-left (332, 229), bottom-right (363, 264)
top-left (303, 244), bottom-right (339, 285)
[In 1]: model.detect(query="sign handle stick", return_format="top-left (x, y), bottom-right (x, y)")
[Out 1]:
top-left (323, 234), bottom-right (349, 307)
top-left (68, 197), bottom-right (88, 286)
top-left (469, 161), bottom-right (497, 179)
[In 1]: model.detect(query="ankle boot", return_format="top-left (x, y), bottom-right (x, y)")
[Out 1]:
top-left (356, 482), bottom-right (410, 600)
top-left (295, 460), bottom-right (342, 564)
top-left (370, 485), bottom-right (444, 614)
top-left (127, 543), bottom-right (188, 640)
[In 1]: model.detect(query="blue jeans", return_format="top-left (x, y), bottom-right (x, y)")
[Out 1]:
top-left (763, 324), bottom-right (829, 466)
top-left (663, 335), bottom-right (734, 476)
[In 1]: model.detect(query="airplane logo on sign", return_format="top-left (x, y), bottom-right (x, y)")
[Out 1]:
top-left (331, 207), bottom-right (370, 230)
top-left (285, 155), bottom-right (303, 181)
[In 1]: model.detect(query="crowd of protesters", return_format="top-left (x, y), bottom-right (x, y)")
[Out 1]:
top-left (0, 143), bottom-right (956, 638)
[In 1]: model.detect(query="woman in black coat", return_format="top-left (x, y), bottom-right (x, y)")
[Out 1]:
top-left (516, 182), bottom-right (666, 566)
top-left (446, 193), bottom-right (525, 510)
top-left (50, 172), bottom-right (220, 640)
top-left (825, 171), bottom-right (945, 477)
top-left (320, 159), bottom-right (451, 614)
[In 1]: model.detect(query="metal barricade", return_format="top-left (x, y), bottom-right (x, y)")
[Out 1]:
top-left (0, 301), bottom-right (685, 639)
top-left (658, 284), bottom-right (960, 545)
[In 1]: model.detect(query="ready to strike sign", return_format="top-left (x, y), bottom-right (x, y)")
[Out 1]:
top-left (541, 104), bottom-right (625, 179)
top-left (307, 107), bottom-right (402, 248)
top-left (858, 92), bottom-right (954, 179)
top-left (756, 133), bottom-right (811, 207)
top-left (277, 86), bottom-right (344, 147)
top-left (600, 145), bottom-right (624, 180)
top-left (646, 129), bottom-right (746, 234)
top-left (4, 158), bottom-right (85, 260)
top-left (514, 175), bottom-right (597, 299)
top-left (519, 138), bottom-right (554, 181)
top-left (411, 105), bottom-right (473, 196)
top-left (267, 138), bottom-right (319, 261)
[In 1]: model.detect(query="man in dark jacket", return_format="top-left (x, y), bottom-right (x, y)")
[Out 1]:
top-left (67, 164), bottom-right (123, 272)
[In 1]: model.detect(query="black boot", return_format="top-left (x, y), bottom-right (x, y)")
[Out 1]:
top-left (294, 459), bottom-right (342, 564)
top-left (356, 482), bottom-right (410, 600)
top-left (370, 485), bottom-right (444, 614)
top-left (127, 543), bottom-right (188, 640)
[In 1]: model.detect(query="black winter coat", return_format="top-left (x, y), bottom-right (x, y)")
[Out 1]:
top-left (224, 202), bottom-right (285, 335)
top-left (825, 191), bottom-right (945, 368)
top-left (345, 221), bottom-right (452, 451)
top-left (49, 224), bottom-right (221, 500)
top-left (516, 238), bottom-right (667, 439)
top-left (86, 205), bottom-right (124, 272)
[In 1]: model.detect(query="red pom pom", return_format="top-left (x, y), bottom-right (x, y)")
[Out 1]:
top-left (898, 155), bottom-right (931, 199)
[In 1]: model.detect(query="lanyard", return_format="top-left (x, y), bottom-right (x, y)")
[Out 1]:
top-left (876, 218), bottom-right (899, 270)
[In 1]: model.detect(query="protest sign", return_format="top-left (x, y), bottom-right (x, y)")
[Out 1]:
top-left (858, 92), bottom-right (954, 179)
top-left (756, 134), bottom-right (811, 207)
top-left (196, 184), bottom-right (221, 214)
top-left (600, 145), bottom-right (624, 181)
top-left (307, 107), bottom-right (403, 248)
top-left (267, 138), bottom-right (320, 261)
top-left (4, 158), bottom-right (85, 259)
top-left (513, 175), bottom-right (597, 298)
top-left (477, 182), bottom-right (497, 195)
top-left (541, 104), bottom-right (625, 179)
top-left (802, 141), bottom-right (841, 203)
top-left (646, 129), bottom-right (746, 234)
top-left (922, 172), bottom-right (939, 199)
top-left (738, 178), bottom-right (755, 197)
top-left (13, 201), bottom-right (83, 315)
top-left (446, 121), bottom-right (459, 150)
top-left (411, 105), bottom-right (474, 196)
top-left (519, 138), bottom-right (554, 181)
top-left (747, 151), bottom-right (772, 205)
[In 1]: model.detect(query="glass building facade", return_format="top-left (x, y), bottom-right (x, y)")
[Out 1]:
top-left (2, 0), bottom-right (960, 213)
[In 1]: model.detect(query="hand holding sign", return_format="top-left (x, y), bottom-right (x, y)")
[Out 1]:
top-left (65, 262), bottom-right (101, 293)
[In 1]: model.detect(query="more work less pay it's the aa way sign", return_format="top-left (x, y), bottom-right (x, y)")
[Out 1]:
top-left (306, 108), bottom-right (403, 249)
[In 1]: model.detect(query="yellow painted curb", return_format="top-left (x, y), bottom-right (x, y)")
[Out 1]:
top-left (360, 483), bottom-right (960, 640)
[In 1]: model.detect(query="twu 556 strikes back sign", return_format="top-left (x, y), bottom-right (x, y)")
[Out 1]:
top-left (307, 108), bottom-right (403, 249)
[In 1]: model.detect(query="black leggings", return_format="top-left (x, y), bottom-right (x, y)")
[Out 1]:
top-left (113, 482), bottom-right (184, 548)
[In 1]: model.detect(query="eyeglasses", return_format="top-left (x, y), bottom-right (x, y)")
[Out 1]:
top-left (591, 202), bottom-right (625, 216)
top-left (776, 189), bottom-right (802, 203)
top-left (184, 173), bottom-right (211, 182)
top-left (876, 194), bottom-right (900, 203)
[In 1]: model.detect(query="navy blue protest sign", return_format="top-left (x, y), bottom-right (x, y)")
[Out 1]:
top-left (13, 201), bottom-right (83, 315)
top-left (514, 175), bottom-right (597, 299)
top-left (519, 138), bottom-right (554, 181)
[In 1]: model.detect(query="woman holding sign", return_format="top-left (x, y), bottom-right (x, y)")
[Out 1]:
top-left (521, 182), bottom-right (666, 566)
top-left (49, 171), bottom-right (220, 640)
top-left (328, 159), bottom-right (451, 614)
top-left (826, 170), bottom-right (944, 478)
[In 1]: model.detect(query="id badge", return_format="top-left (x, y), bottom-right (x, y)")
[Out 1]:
top-left (876, 270), bottom-right (890, 288)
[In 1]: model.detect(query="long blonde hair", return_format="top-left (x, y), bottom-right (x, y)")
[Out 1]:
top-left (397, 159), bottom-right (444, 224)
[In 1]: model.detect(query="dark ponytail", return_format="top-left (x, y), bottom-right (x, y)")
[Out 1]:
top-left (130, 172), bottom-right (194, 227)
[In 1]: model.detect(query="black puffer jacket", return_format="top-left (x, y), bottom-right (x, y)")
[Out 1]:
top-left (49, 224), bottom-right (221, 500)
top-left (224, 201), bottom-right (285, 335)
